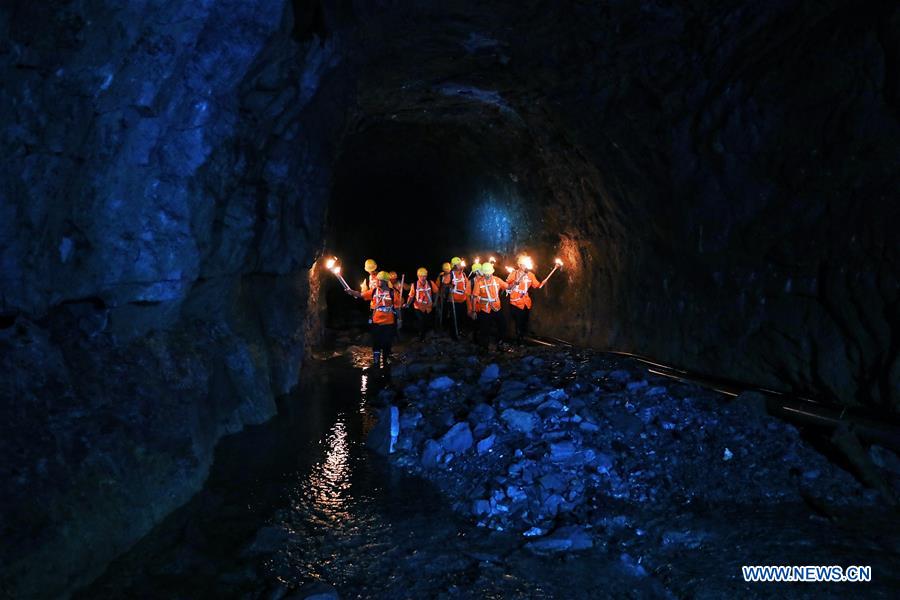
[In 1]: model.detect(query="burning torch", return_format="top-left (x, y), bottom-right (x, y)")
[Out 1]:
top-left (324, 256), bottom-right (350, 290)
top-left (540, 258), bottom-right (564, 287)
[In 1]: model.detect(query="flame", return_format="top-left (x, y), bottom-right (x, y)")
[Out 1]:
top-left (360, 280), bottom-right (366, 290)
top-left (489, 256), bottom-right (496, 263)
top-left (521, 256), bottom-right (534, 271)
top-left (505, 266), bottom-right (514, 273)
top-left (554, 258), bottom-right (563, 266)
top-left (460, 260), bottom-right (467, 267)
top-left (333, 266), bottom-right (341, 275)
top-left (325, 257), bottom-right (336, 269)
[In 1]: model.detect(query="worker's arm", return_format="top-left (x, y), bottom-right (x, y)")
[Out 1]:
top-left (497, 277), bottom-right (509, 291)
top-left (531, 271), bottom-right (544, 289)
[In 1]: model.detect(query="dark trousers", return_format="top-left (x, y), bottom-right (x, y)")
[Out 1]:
top-left (476, 309), bottom-right (506, 348)
top-left (414, 309), bottom-right (431, 340)
top-left (371, 323), bottom-right (395, 358)
top-left (446, 300), bottom-right (466, 339)
top-left (510, 305), bottom-right (531, 342)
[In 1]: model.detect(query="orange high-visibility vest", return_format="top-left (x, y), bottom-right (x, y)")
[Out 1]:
top-left (450, 269), bottom-right (469, 303)
top-left (506, 269), bottom-right (542, 309)
top-left (470, 275), bottom-right (507, 313)
top-left (367, 273), bottom-right (380, 309)
top-left (362, 286), bottom-right (400, 325)
top-left (409, 278), bottom-right (438, 312)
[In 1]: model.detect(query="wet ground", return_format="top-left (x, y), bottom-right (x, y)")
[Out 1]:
top-left (79, 335), bottom-right (900, 599)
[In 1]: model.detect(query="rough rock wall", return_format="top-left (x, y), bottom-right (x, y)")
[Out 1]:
top-left (522, 0), bottom-right (900, 411)
top-left (344, 0), bottom-right (899, 411)
top-left (0, 1), bottom-right (349, 596)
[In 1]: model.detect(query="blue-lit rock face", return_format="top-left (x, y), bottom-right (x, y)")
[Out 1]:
top-left (0, 1), bottom-right (349, 596)
top-left (473, 195), bottom-right (519, 251)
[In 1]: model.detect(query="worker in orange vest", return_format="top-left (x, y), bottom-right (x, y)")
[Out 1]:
top-left (506, 253), bottom-right (544, 345)
top-left (468, 262), bottom-right (508, 350)
top-left (448, 256), bottom-right (470, 340)
top-left (363, 258), bottom-right (380, 309)
top-left (435, 261), bottom-right (453, 334)
top-left (405, 267), bottom-right (439, 341)
top-left (346, 270), bottom-right (402, 368)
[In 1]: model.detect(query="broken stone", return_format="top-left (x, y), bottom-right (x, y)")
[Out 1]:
top-left (440, 422), bottom-right (474, 454)
top-left (524, 525), bottom-right (592, 554)
top-left (469, 402), bottom-right (496, 424)
top-left (548, 441), bottom-right (577, 462)
top-left (421, 439), bottom-right (442, 467)
top-left (476, 434), bottom-right (496, 454)
top-left (429, 376), bottom-right (455, 391)
top-left (501, 408), bottom-right (539, 434)
top-left (479, 363), bottom-right (500, 384)
top-left (367, 405), bottom-right (400, 456)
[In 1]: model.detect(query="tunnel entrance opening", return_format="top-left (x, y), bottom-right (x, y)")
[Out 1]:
top-left (322, 120), bottom-right (536, 329)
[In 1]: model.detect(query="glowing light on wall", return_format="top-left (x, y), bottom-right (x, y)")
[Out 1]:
top-left (474, 197), bottom-right (516, 249)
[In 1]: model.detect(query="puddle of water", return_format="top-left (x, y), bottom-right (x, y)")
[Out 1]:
top-left (79, 355), bottom-right (626, 599)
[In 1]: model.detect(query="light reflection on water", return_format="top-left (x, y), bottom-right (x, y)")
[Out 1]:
top-left (359, 374), bottom-right (368, 413)
top-left (297, 419), bottom-right (352, 524)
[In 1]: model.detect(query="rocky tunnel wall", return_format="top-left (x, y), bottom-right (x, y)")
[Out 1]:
top-left (1, 0), bottom-right (898, 597)
top-left (335, 0), bottom-right (899, 412)
top-left (1, 1), bottom-right (349, 596)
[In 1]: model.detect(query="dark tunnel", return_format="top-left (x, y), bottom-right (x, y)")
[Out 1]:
top-left (323, 119), bottom-right (551, 329)
top-left (2, 0), bottom-right (899, 597)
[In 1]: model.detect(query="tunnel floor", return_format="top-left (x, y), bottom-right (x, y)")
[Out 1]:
top-left (78, 331), bottom-right (900, 599)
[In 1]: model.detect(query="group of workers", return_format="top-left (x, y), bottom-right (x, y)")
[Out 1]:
top-left (345, 255), bottom-right (545, 368)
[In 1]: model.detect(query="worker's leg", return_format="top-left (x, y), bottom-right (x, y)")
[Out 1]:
top-left (495, 309), bottom-right (507, 346)
top-left (510, 306), bottom-right (525, 343)
top-left (477, 312), bottom-right (491, 349)
top-left (382, 324), bottom-right (396, 366)
top-left (371, 323), bottom-right (382, 367)
top-left (416, 309), bottom-right (427, 341)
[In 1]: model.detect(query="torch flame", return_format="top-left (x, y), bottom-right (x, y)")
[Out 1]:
top-left (460, 260), bottom-right (467, 267)
top-left (522, 257), bottom-right (534, 271)
top-left (489, 256), bottom-right (496, 264)
top-left (325, 257), bottom-right (335, 269)
top-left (333, 266), bottom-right (341, 275)
top-left (505, 266), bottom-right (514, 273)
top-left (555, 258), bottom-right (563, 266)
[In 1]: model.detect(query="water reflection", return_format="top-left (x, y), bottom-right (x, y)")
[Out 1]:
top-left (297, 419), bottom-right (351, 524)
top-left (359, 374), bottom-right (368, 413)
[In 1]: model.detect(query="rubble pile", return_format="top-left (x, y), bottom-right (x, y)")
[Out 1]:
top-left (371, 343), bottom-right (889, 555)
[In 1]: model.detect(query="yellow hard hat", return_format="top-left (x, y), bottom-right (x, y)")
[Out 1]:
top-left (482, 263), bottom-right (495, 275)
top-left (389, 271), bottom-right (398, 280)
top-left (376, 271), bottom-right (390, 281)
top-left (471, 262), bottom-right (482, 273)
top-left (442, 262), bottom-right (451, 272)
top-left (450, 256), bottom-right (462, 266)
top-left (417, 267), bottom-right (428, 277)
top-left (365, 259), bottom-right (378, 272)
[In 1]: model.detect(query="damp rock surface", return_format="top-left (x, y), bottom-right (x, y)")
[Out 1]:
top-left (380, 340), bottom-right (900, 592)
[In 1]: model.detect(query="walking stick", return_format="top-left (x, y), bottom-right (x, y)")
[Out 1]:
top-left (450, 290), bottom-right (459, 339)
top-left (397, 274), bottom-right (405, 330)
top-left (436, 278), bottom-right (444, 331)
